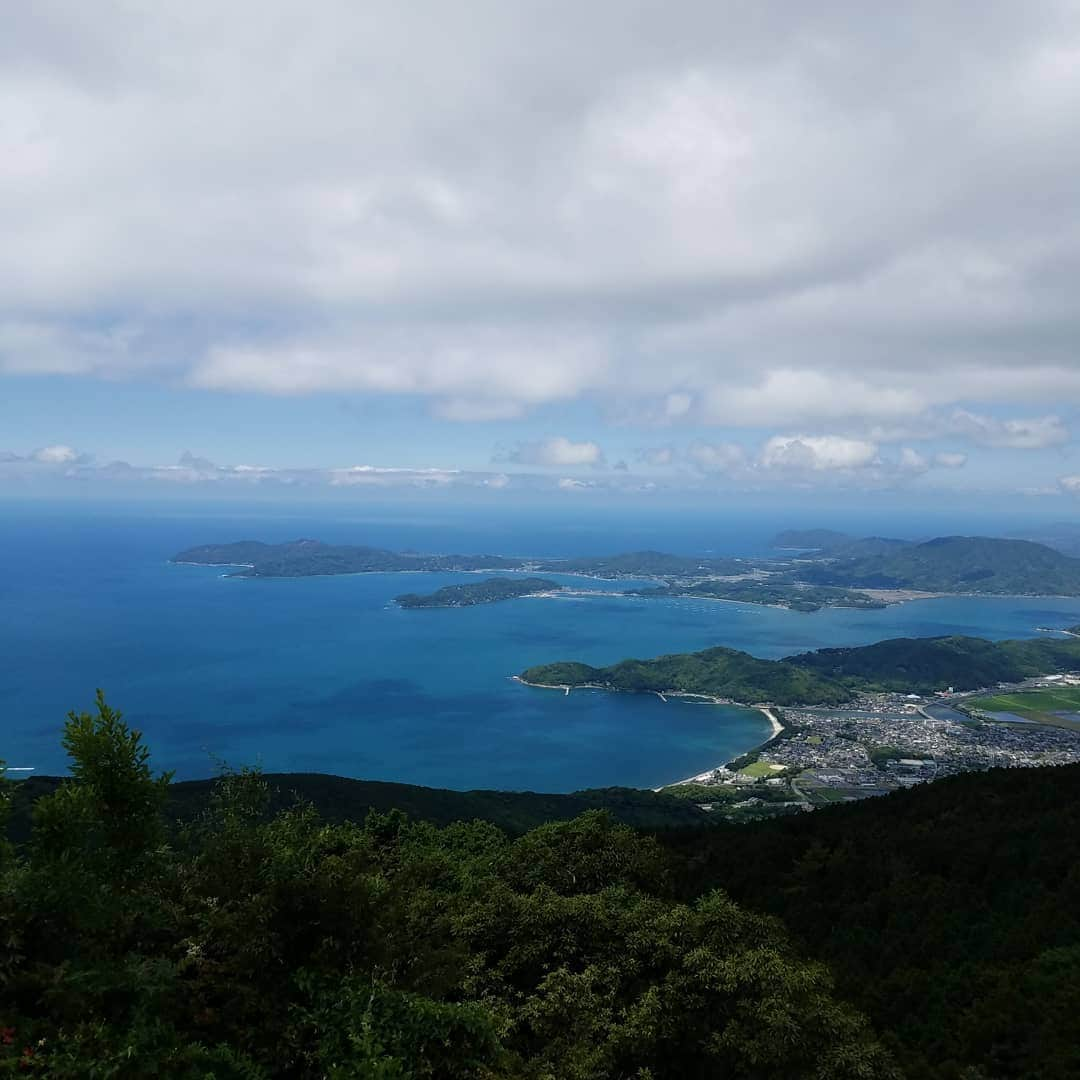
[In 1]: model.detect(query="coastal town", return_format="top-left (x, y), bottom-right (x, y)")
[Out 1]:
top-left (680, 675), bottom-right (1080, 815)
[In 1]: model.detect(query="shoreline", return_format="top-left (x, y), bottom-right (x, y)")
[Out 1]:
top-left (511, 675), bottom-right (783, 787)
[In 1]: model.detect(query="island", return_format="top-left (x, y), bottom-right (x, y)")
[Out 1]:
top-left (172, 538), bottom-right (528, 576)
top-left (174, 532), bottom-right (1080, 601)
top-left (396, 577), bottom-right (561, 608)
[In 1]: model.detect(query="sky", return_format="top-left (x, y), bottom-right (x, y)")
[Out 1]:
top-left (3, 1), bottom-right (1080, 508)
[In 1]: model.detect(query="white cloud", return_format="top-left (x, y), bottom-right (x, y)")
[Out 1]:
top-left (638, 445), bottom-right (677, 467)
top-left (500, 436), bottom-right (605, 468)
top-left (31, 444), bottom-right (81, 464)
top-left (3, 1), bottom-right (1080, 436)
top-left (934, 451), bottom-right (968, 469)
top-left (898, 447), bottom-right (930, 473)
top-left (759, 435), bottom-right (879, 472)
top-left (686, 440), bottom-right (746, 474)
top-left (949, 410), bottom-right (1069, 449)
top-left (1059, 475), bottom-right (1080, 494)
top-left (432, 398), bottom-right (525, 422)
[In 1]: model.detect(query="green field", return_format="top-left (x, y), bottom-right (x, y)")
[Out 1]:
top-left (969, 686), bottom-right (1080, 728)
top-left (739, 760), bottom-right (785, 778)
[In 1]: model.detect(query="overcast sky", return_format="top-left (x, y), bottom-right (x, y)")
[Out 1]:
top-left (3, 0), bottom-right (1080, 503)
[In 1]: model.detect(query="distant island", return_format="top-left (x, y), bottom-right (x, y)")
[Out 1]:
top-left (521, 634), bottom-right (1080, 705)
top-left (174, 533), bottom-right (1080, 602)
top-left (396, 577), bottom-right (561, 608)
top-left (172, 538), bottom-right (523, 576)
top-left (171, 541), bottom-right (758, 581)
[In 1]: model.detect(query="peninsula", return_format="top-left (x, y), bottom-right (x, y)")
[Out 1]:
top-left (521, 634), bottom-right (1080, 703)
top-left (396, 577), bottom-right (561, 608)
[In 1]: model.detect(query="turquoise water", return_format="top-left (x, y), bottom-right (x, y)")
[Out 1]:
top-left (5, 501), bottom-right (1080, 791)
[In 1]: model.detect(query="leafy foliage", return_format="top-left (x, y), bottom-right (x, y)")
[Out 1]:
top-left (660, 762), bottom-right (1080, 1079)
top-left (0, 697), bottom-right (894, 1078)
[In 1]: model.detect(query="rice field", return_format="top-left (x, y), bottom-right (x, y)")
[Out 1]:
top-left (969, 686), bottom-right (1080, 729)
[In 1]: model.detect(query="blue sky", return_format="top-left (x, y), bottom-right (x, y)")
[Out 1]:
top-left (4, 2), bottom-right (1080, 509)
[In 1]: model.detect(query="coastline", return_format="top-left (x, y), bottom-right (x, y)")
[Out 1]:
top-left (511, 675), bottom-right (783, 786)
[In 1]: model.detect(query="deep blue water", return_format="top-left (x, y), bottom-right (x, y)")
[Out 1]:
top-left (5, 500), bottom-right (1080, 791)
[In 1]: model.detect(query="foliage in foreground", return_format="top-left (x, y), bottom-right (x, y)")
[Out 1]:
top-left (0, 694), bottom-right (894, 1078)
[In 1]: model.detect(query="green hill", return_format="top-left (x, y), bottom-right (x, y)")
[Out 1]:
top-left (660, 761), bottom-right (1080, 1079)
top-left (522, 645), bottom-right (853, 705)
top-left (787, 634), bottom-right (1080, 692)
top-left (524, 634), bottom-right (1080, 702)
top-left (801, 535), bottom-right (1080, 594)
top-left (6, 771), bottom-right (708, 847)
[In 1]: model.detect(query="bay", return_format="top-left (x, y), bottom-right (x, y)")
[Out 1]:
top-left (4, 500), bottom-right (1080, 791)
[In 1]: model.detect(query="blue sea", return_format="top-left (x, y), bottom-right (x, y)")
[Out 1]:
top-left (5, 498), bottom-right (1080, 792)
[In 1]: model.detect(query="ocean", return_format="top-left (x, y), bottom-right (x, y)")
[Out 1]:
top-left (4, 498), bottom-right (1080, 791)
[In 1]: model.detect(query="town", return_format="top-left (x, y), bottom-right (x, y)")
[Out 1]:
top-left (681, 675), bottom-right (1080, 815)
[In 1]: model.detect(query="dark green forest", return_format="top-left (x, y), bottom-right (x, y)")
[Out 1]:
top-left (3, 696), bottom-right (1079, 1077)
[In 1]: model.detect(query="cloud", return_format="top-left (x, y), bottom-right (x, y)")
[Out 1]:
top-left (949, 410), bottom-right (1069, 449)
top-left (3, 0), bottom-right (1080, 437)
top-left (1059, 475), bottom-right (1080, 494)
top-left (686, 440), bottom-right (746, 474)
top-left (898, 447), bottom-right (929, 474)
top-left (432, 398), bottom-right (525, 422)
top-left (934, 451), bottom-right (968, 469)
top-left (759, 435), bottom-right (879, 472)
top-left (637, 445), bottom-right (677, 467)
top-left (499, 436), bottom-right (605, 468)
top-left (31, 444), bottom-right (86, 464)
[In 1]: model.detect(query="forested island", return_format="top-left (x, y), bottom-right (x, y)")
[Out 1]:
top-left (4, 695), bottom-right (1079, 1077)
top-left (172, 540), bottom-right (757, 581)
top-left (172, 538), bottom-right (523, 576)
top-left (522, 633), bottom-right (1080, 703)
top-left (396, 576), bottom-right (560, 608)
top-left (175, 533), bottom-right (1080, 598)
